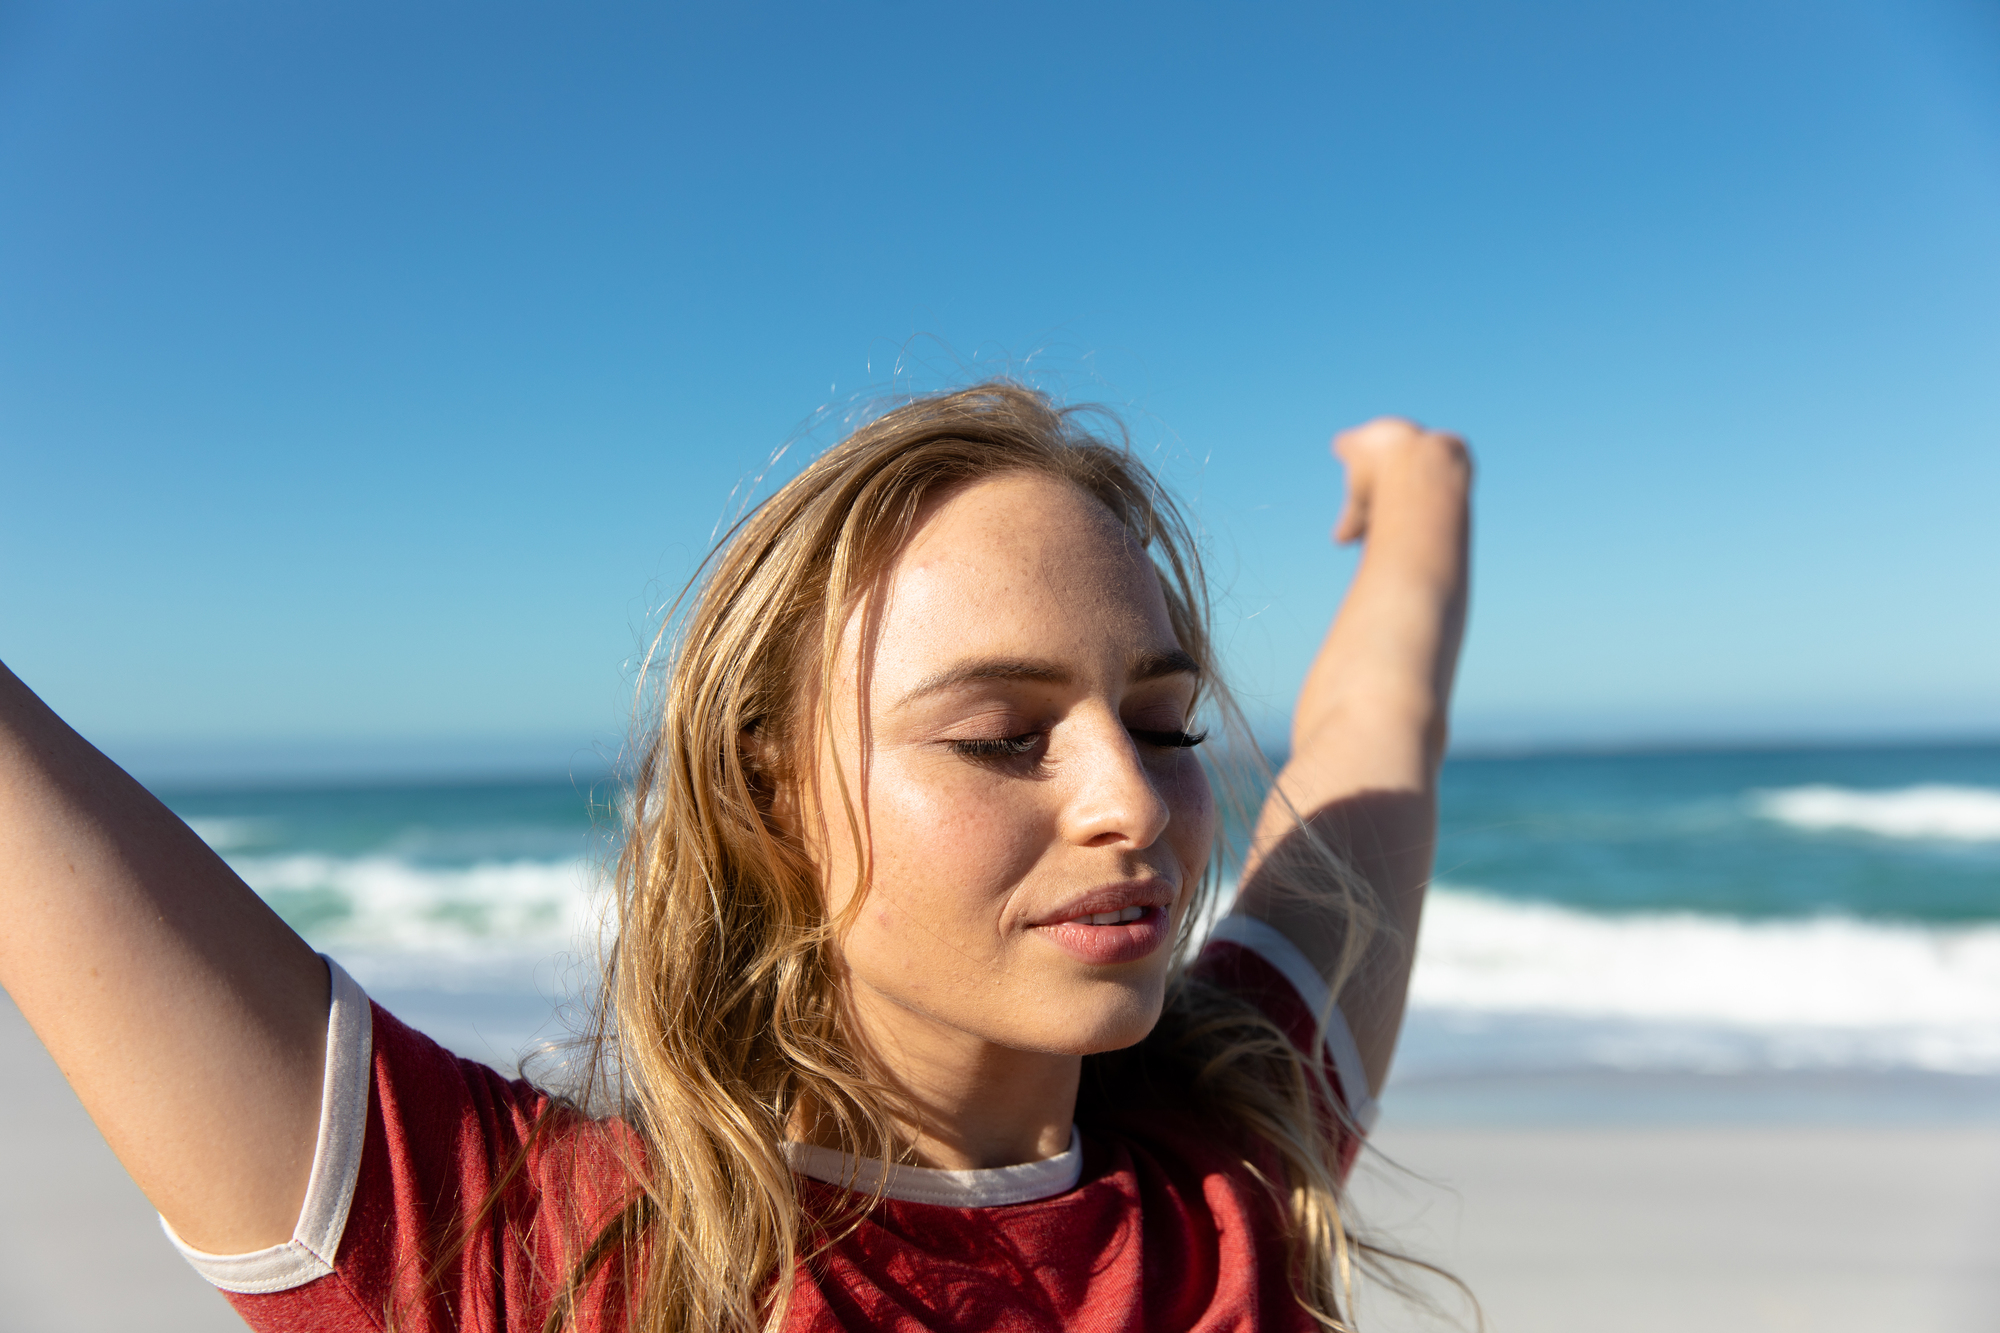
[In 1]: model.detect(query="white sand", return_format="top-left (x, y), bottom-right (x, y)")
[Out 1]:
top-left (1347, 1121), bottom-right (2000, 1332)
top-left (1, 993), bottom-right (243, 1332)
top-left (7, 986), bottom-right (2000, 1331)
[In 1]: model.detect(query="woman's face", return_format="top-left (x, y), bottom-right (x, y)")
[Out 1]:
top-left (807, 471), bottom-right (1216, 1062)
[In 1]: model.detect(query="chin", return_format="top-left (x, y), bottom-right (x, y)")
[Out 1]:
top-left (1012, 980), bottom-right (1166, 1056)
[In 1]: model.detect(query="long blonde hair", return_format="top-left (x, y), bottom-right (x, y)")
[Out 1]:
top-left (552, 382), bottom-right (1386, 1332)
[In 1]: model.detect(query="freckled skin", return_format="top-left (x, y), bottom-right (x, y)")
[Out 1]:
top-left (804, 473), bottom-right (1216, 1163)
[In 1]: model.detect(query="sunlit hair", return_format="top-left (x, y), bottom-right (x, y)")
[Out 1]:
top-left (542, 383), bottom-right (1393, 1331)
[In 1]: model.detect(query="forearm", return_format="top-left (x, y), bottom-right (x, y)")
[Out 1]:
top-left (0, 662), bottom-right (328, 1253)
top-left (1291, 436), bottom-right (1470, 786)
top-left (1236, 426), bottom-right (1470, 1093)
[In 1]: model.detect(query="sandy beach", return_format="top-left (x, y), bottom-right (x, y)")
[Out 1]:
top-left (1, 992), bottom-right (243, 1333)
top-left (6, 989), bottom-right (1999, 1332)
top-left (1348, 1117), bottom-right (2000, 1332)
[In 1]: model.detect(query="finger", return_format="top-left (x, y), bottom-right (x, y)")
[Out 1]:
top-left (1332, 493), bottom-right (1366, 544)
top-left (1335, 416), bottom-right (1427, 464)
top-left (1330, 433), bottom-right (1367, 542)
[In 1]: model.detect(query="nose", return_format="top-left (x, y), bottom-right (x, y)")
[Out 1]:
top-left (1060, 713), bottom-right (1172, 850)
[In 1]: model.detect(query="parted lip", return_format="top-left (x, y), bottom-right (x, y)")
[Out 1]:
top-left (1031, 878), bottom-right (1178, 926)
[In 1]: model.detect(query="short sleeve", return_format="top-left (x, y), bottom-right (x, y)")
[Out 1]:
top-left (168, 960), bottom-right (641, 1333)
top-left (162, 956), bottom-right (372, 1294)
top-left (1192, 916), bottom-right (1380, 1140)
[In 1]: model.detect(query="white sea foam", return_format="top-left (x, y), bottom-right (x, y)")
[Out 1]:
top-left (226, 853), bottom-right (604, 959)
top-left (1408, 887), bottom-right (2000, 1073)
top-left (1752, 783), bottom-right (2000, 841)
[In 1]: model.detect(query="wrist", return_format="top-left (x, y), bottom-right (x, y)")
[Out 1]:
top-left (1357, 470), bottom-right (1469, 563)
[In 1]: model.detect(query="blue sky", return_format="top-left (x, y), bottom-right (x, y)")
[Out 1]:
top-left (3, 0), bottom-right (1997, 778)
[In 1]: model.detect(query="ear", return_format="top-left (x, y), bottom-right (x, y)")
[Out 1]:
top-left (739, 722), bottom-right (800, 835)
top-left (737, 721), bottom-right (772, 791)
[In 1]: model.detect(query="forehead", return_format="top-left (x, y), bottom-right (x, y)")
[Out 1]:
top-left (853, 471), bottom-right (1181, 682)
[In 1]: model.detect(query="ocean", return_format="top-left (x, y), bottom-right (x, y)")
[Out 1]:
top-left (1404, 743), bottom-right (2000, 1106)
top-left (160, 742), bottom-right (2000, 1103)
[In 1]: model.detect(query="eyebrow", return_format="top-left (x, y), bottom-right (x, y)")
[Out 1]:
top-left (894, 648), bottom-right (1200, 709)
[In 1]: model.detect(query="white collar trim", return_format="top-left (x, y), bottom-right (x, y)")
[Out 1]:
top-left (782, 1126), bottom-right (1083, 1208)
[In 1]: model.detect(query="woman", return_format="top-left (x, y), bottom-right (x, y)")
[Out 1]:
top-left (0, 383), bottom-right (1470, 1331)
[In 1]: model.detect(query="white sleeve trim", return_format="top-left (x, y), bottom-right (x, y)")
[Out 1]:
top-left (1209, 915), bottom-right (1380, 1132)
top-left (162, 955), bottom-right (373, 1294)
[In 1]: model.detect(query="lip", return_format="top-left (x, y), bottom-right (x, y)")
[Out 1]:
top-left (1029, 879), bottom-right (1178, 966)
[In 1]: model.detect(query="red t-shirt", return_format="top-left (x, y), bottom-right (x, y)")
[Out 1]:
top-left (171, 918), bottom-right (1374, 1332)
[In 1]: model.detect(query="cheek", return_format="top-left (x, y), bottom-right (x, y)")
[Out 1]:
top-left (834, 766), bottom-right (1054, 1010)
top-left (840, 756), bottom-right (1056, 964)
top-left (855, 761), bottom-right (1053, 930)
top-left (1164, 760), bottom-right (1217, 874)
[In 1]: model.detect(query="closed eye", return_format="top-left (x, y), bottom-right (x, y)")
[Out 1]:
top-left (950, 733), bottom-right (1045, 760)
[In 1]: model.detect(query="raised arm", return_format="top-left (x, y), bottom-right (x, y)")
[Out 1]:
top-left (0, 662), bottom-right (329, 1254)
top-left (1235, 419), bottom-right (1471, 1096)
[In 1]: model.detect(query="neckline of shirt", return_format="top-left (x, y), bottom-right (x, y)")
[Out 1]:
top-left (781, 1126), bottom-right (1084, 1208)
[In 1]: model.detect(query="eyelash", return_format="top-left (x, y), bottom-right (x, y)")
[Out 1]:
top-left (950, 735), bottom-right (1043, 760)
top-left (948, 728), bottom-right (1207, 760)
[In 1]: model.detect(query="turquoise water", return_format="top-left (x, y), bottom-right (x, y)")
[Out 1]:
top-left (1438, 743), bottom-right (2000, 923)
top-left (169, 778), bottom-right (610, 961)
top-left (158, 741), bottom-right (2000, 1077)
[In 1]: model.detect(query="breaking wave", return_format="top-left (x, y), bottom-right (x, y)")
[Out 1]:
top-left (1752, 784), bottom-right (2000, 842)
top-left (1407, 886), bottom-right (2000, 1073)
top-left (194, 826), bottom-right (2000, 1072)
